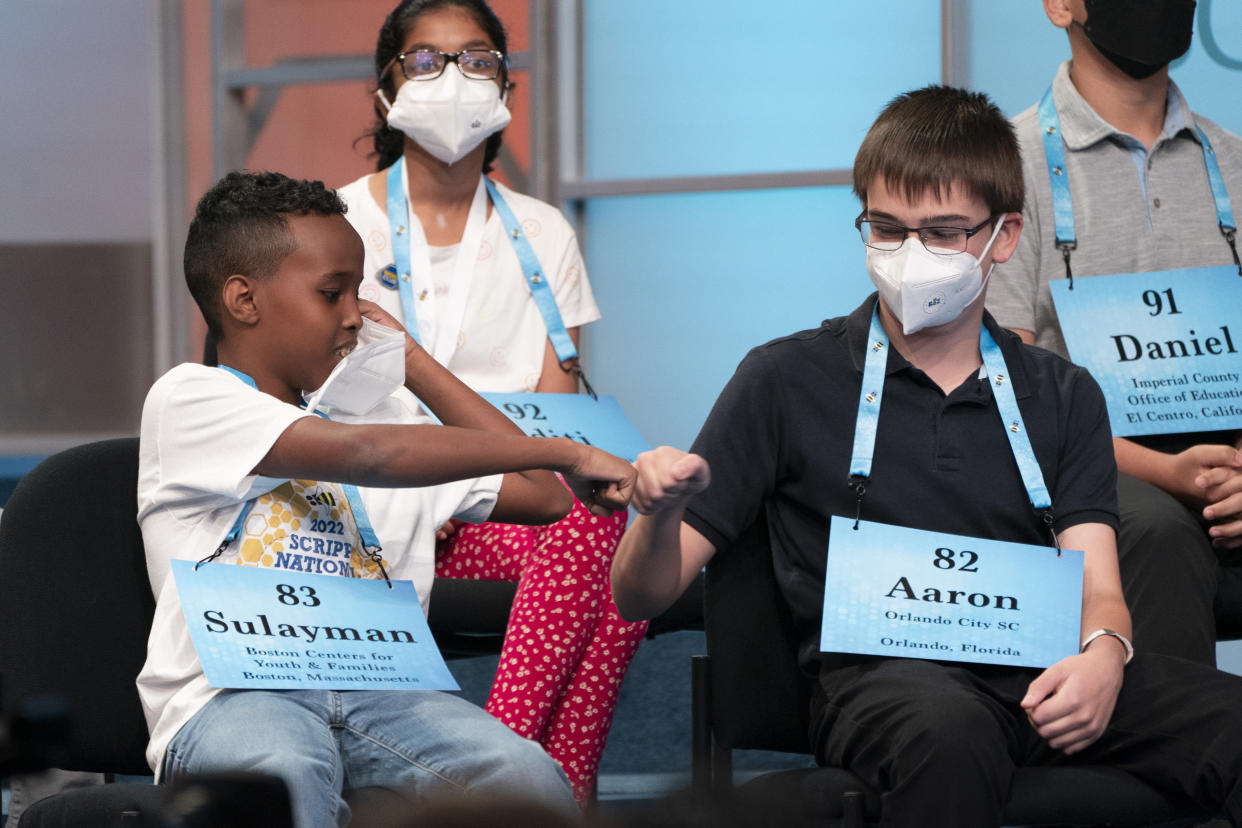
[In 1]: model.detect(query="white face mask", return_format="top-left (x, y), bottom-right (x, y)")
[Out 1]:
top-left (377, 66), bottom-right (511, 165)
top-left (303, 318), bottom-right (406, 416)
top-left (865, 216), bottom-right (1006, 335)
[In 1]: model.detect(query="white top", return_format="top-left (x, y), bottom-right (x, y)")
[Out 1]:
top-left (338, 173), bottom-right (601, 392)
top-left (135, 364), bottom-right (501, 775)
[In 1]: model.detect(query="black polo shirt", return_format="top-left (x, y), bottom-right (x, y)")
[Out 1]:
top-left (684, 293), bottom-right (1119, 678)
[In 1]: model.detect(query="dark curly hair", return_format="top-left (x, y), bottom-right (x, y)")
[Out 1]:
top-left (184, 170), bottom-right (346, 337)
top-left (367, 0), bottom-right (510, 173)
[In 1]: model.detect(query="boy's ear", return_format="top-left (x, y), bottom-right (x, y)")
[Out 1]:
top-left (221, 274), bottom-right (261, 326)
top-left (989, 213), bottom-right (1025, 266)
top-left (1043, 0), bottom-right (1074, 30)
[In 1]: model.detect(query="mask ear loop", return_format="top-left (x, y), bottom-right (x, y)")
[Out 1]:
top-left (976, 213), bottom-right (1009, 286)
top-left (374, 88), bottom-right (393, 113)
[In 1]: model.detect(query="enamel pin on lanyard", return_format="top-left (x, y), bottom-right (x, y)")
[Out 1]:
top-left (820, 307), bottom-right (1084, 669)
top-left (1038, 87), bottom-right (1242, 436)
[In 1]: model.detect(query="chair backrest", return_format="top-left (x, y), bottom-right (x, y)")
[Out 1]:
top-left (703, 510), bottom-right (813, 754)
top-left (0, 438), bottom-right (154, 774)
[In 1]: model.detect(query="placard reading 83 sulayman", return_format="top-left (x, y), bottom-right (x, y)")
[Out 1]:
top-left (172, 559), bottom-right (459, 691)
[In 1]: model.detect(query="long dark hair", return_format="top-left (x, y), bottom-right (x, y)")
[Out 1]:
top-left (366, 0), bottom-right (510, 173)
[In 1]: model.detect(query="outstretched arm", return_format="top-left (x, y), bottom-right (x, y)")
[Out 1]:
top-left (373, 300), bottom-right (631, 519)
top-left (610, 446), bottom-right (715, 621)
top-left (1021, 521), bottom-right (1130, 755)
top-left (253, 302), bottom-right (635, 523)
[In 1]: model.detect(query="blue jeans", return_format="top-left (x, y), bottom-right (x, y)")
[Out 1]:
top-left (163, 689), bottom-right (576, 828)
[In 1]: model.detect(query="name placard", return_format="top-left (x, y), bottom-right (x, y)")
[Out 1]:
top-left (821, 516), bottom-right (1082, 668)
top-left (1051, 266), bottom-right (1242, 436)
top-left (480, 392), bottom-right (650, 461)
top-left (172, 559), bottom-right (458, 691)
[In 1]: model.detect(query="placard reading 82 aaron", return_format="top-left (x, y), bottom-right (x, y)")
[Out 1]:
top-left (1051, 265), bottom-right (1242, 436)
top-left (172, 559), bottom-right (458, 691)
top-left (822, 517), bottom-right (1083, 669)
top-left (480, 392), bottom-right (650, 461)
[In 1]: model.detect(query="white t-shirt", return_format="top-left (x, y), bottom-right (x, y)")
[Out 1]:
top-left (135, 364), bottom-right (501, 775)
top-left (337, 173), bottom-right (600, 392)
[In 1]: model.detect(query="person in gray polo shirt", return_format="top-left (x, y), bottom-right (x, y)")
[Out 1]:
top-left (988, 0), bottom-right (1242, 665)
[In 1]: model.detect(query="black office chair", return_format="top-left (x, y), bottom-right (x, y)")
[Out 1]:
top-left (691, 512), bottom-right (1211, 827)
top-left (0, 438), bottom-right (163, 825)
top-left (0, 439), bottom-right (301, 827)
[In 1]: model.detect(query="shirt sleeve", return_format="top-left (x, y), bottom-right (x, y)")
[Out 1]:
top-left (549, 215), bottom-right (601, 330)
top-left (447, 473), bottom-right (502, 524)
top-left (1047, 363), bottom-right (1120, 534)
top-left (683, 347), bottom-right (785, 552)
top-left (145, 368), bottom-right (313, 510)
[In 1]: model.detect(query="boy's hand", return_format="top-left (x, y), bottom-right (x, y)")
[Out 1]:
top-left (1020, 644), bottom-right (1125, 755)
top-left (562, 444), bottom-right (637, 516)
top-left (359, 299), bottom-right (404, 332)
top-left (1166, 444), bottom-right (1242, 509)
top-left (1198, 460), bottom-right (1242, 549)
top-left (632, 447), bottom-right (711, 515)
top-left (359, 299), bottom-right (424, 361)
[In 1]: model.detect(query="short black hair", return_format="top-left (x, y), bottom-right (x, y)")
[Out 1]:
top-left (367, 0), bottom-right (510, 173)
top-left (184, 171), bottom-right (346, 337)
top-left (853, 85), bottom-right (1024, 216)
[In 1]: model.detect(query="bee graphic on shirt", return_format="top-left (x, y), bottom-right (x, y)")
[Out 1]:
top-left (306, 490), bottom-right (337, 508)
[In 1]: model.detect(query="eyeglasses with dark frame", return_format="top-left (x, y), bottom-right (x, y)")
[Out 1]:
top-left (387, 49), bottom-right (507, 82)
top-left (855, 212), bottom-right (997, 256)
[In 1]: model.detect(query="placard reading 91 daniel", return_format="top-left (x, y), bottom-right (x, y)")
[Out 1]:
top-left (480, 392), bottom-right (650, 461)
top-left (172, 559), bottom-right (458, 691)
top-left (1051, 266), bottom-right (1242, 436)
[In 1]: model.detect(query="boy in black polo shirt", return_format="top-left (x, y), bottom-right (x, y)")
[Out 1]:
top-left (611, 86), bottom-right (1242, 826)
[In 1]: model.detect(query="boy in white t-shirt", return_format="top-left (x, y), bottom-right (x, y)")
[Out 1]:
top-left (136, 171), bottom-right (634, 828)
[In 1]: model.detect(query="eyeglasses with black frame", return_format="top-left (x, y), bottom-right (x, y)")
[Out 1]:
top-left (855, 212), bottom-right (997, 256)
top-left (388, 49), bottom-right (507, 82)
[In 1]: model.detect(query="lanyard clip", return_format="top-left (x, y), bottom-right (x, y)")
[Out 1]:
top-left (563, 358), bottom-right (598, 401)
top-left (196, 539), bottom-right (228, 570)
top-left (1041, 509), bottom-right (1061, 557)
top-left (366, 545), bottom-right (393, 589)
top-left (848, 475), bottom-right (868, 530)
top-left (1056, 242), bottom-right (1076, 291)
top-left (1222, 226), bottom-right (1241, 277)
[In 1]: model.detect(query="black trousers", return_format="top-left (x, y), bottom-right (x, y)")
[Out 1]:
top-left (1116, 473), bottom-right (1242, 664)
top-left (811, 655), bottom-right (1242, 828)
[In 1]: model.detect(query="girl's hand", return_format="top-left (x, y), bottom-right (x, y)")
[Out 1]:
top-left (435, 518), bottom-right (464, 543)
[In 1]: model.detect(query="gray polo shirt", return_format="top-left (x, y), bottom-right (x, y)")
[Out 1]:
top-left (988, 61), bottom-right (1242, 362)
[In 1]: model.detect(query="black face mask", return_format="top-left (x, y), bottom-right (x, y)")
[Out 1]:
top-left (1081, 0), bottom-right (1196, 79)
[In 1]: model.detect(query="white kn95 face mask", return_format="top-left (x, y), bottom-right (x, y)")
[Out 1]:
top-left (377, 66), bottom-right (511, 165)
top-left (865, 216), bottom-right (1006, 335)
top-left (303, 318), bottom-right (406, 417)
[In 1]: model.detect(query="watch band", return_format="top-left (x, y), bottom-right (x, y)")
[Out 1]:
top-left (1080, 628), bottom-right (1134, 664)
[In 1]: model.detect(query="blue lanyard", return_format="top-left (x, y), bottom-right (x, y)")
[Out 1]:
top-left (848, 307), bottom-right (1057, 547)
top-left (1037, 85), bottom-right (1241, 284)
top-left (384, 158), bottom-right (592, 394)
top-left (386, 159), bottom-right (423, 346)
top-left (199, 367), bottom-right (390, 585)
